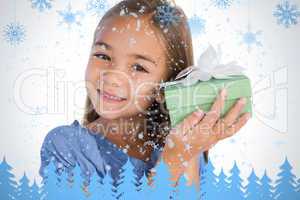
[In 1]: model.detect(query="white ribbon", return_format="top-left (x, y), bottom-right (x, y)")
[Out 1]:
top-left (159, 44), bottom-right (246, 88)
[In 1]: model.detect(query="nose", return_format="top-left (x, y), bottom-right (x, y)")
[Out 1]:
top-left (108, 81), bottom-right (119, 87)
top-left (102, 71), bottom-right (122, 88)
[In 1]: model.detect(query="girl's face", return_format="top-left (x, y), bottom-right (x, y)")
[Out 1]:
top-left (85, 15), bottom-right (169, 119)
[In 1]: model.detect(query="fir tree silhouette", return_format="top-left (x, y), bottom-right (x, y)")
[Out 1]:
top-left (199, 159), bottom-right (218, 200)
top-left (244, 169), bottom-right (261, 200)
top-left (111, 171), bottom-right (123, 200)
top-left (100, 167), bottom-right (115, 200)
top-left (41, 161), bottom-right (60, 200)
top-left (227, 161), bottom-right (245, 199)
top-left (137, 170), bottom-right (153, 199)
top-left (39, 178), bottom-right (47, 200)
top-left (273, 157), bottom-right (298, 200)
top-left (176, 173), bottom-right (200, 199)
top-left (296, 178), bottom-right (300, 199)
top-left (17, 172), bottom-right (32, 200)
top-left (30, 179), bottom-right (41, 200)
top-left (215, 168), bottom-right (231, 199)
top-left (2, 154), bottom-right (300, 200)
top-left (118, 159), bottom-right (139, 199)
top-left (149, 160), bottom-right (175, 199)
top-left (56, 168), bottom-right (73, 199)
top-left (199, 155), bottom-right (207, 200)
top-left (259, 170), bottom-right (274, 200)
top-left (0, 156), bottom-right (17, 200)
top-left (66, 164), bottom-right (89, 200)
top-left (85, 172), bottom-right (102, 200)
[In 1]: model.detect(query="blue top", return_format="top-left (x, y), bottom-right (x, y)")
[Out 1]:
top-left (39, 119), bottom-right (206, 184)
top-left (39, 120), bottom-right (163, 183)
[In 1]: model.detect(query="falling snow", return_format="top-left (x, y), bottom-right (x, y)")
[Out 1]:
top-left (212, 0), bottom-right (233, 9)
top-left (58, 3), bottom-right (83, 29)
top-left (30, 0), bottom-right (52, 12)
top-left (184, 143), bottom-right (192, 152)
top-left (57, 162), bottom-right (63, 169)
top-left (273, 1), bottom-right (300, 28)
top-left (182, 161), bottom-right (188, 167)
top-left (120, 8), bottom-right (126, 16)
top-left (105, 164), bottom-right (111, 171)
top-left (87, 0), bottom-right (109, 16)
top-left (3, 22), bottom-right (26, 46)
top-left (166, 138), bottom-right (175, 149)
top-left (129, 12), bottom-right (138, 18)
top-left (138, 5), bottom-right (146, 14)
top-left (128, 37), bottom-right (137, 46)
top-left (138, 132), bottom-right (144, 139)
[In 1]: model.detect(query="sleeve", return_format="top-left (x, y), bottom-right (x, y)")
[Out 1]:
top-left (39, 122), bottom-right (106, 181)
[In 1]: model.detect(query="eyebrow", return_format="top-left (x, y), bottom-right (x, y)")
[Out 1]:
top-left (132, 54), bottom-right (157, 66)
top-left (94, 41), bottom-right (112, 50)
top-left (94, 41), bottom-right (157, 66)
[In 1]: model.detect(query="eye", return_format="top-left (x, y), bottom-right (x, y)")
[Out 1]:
top-left (94, 53), bottom-right (111, 61)
top-left (132, 63), bottom-right (149, 73)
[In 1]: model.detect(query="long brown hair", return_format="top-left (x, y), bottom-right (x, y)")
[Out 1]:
top-left (81, 0), bottom-right (208, 162)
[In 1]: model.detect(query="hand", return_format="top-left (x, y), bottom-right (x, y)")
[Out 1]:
top-left (162, 88), bottom-right (251, 174)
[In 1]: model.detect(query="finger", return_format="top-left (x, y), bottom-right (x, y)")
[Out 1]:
top-left (212, 97), bottom-right (247, 136)
top-left (172, 109), bottom-right (205, 136)
top-left (220, 112), bottom-right (251, 139)
top-left (212, 118), bottom-right (227, 137)
top-left (200, 88), bottom-right (227, 128)
top-left (221, 97), bottom-right (247, 128)
top-left (203, 130), bottom-right (220, 149)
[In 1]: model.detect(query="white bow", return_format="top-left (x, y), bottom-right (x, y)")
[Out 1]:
top-left (159, 44), bottom-right (246, 88)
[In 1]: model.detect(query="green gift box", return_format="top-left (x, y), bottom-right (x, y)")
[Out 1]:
top-left (163, 75), bottom-right (252, 128)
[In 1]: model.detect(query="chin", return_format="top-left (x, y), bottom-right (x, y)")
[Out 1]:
top-left (90, 97), bottom-right (125, 119)
top-left (93, 107), bottom-right (122, 120)
top-left (98, 113), bottom-right (121, 120)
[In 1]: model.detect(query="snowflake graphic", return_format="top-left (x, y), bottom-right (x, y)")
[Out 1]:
top-left (188, 14), bottom-right (206, 36)
top-left (3, 22), bottom-right (26, 46)
top-left (238, 24), bottom-right (262, 52)
top-left (87, 0), bottom-right (109, 16)
top-left (273, 1), bottom-right (300, 28)
top-left (154, 4), bottom-right (181, 27)
top-left (30, 0), bottom-right (52, 12)
top-left (212, 0), bottom-right (233, 9)
top-left (58, 3), bottom-right (83, 29)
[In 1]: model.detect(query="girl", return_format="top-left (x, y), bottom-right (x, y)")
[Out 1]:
top-left (39, 0), bottom-right (250, 189)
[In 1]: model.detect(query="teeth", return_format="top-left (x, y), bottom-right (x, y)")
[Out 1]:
top-left (98, 89), bottom-right (124, 101)
top-left (103, 92), bottom-right (122, 101)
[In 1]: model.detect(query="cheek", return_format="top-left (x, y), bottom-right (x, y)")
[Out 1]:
top-left (85, 60), bottom-right (101, 97)
top-left (85, 60), bottom-right (97, 80)
top-left (132, 82), bottom-right (155, 106)
top-left (85, 59), bottom-right (107, 86)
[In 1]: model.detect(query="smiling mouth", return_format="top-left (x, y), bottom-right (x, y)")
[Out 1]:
top-left (97, 89), bottom-right (126, 102)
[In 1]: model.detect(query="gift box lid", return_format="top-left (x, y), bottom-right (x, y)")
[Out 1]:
top-left (164, 75), bottom-right (252, 110)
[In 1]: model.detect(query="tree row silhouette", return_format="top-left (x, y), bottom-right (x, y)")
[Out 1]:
top-left (0, 156), bottom-right (299, 200)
